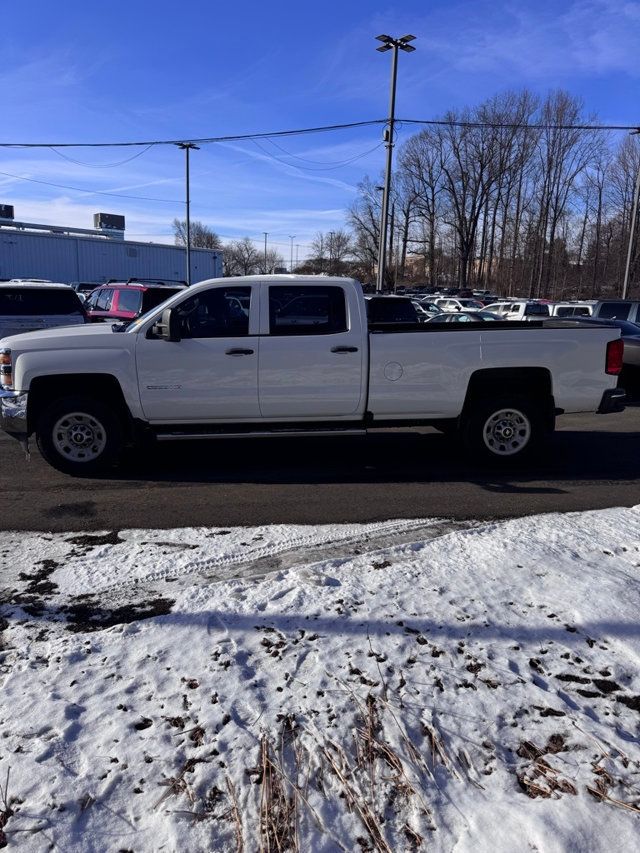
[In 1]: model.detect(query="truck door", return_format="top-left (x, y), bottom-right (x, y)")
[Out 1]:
top-left (135, 284), bottom-right (260, 421)
top-left (258, 283), bottom-right (364, 418)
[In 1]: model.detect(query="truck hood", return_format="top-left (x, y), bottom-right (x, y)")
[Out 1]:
top-left (0, 323), bottom-right (121, 350)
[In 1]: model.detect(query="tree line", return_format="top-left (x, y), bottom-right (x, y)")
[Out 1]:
top-left (349, 89), bottom-right (640, 298)
top-left (172, 89), bottom-right (640, 298)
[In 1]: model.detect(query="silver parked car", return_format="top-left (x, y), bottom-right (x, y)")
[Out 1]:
top-left (560, 317), bottom-right (640, 368)
top-left (427, 310), bottom-right (502, 323)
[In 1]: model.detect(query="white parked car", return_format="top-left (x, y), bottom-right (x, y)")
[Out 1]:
top-left (484, 300), bottom-right (551, 321)
top-left (549, 302), bottom-right (594, 318)
top-left (434, 298), bottom-right (485, 313)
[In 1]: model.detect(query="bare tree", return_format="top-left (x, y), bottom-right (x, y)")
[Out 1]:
top-left (223, 237), bottom-right (262, 276)
top-left (172, 219), bottom-right (223, 250)
top-left (529, 92), bottom-right (598, 297)
top-left (348, 178), bottom-right (382, 283)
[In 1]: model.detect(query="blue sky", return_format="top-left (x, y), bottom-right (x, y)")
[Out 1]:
top-left (1, 0), bottom-right (638, 259)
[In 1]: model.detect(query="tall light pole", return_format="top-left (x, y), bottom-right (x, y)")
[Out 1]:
top-left (263, 232), bottom-right (269, 274)
top-left (622, 128), bottom-right (640, 299)
top-left (374, 34), bottom-right (416, 292)
top-left (177, 142), bottom-right (200, 285)
top-left (289, 235), bottom-right (295, 272)
top-left (328, 230), bottom-right (335, 275)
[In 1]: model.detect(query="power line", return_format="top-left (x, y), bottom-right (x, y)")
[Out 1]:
top-left (0, 117), bottom-right (637, 150)
top-left (0, 120), bottom-right (387, 149)
top-left (47, 143), bottom-right (157, 167)
top-left (0, 169), bottom-right (184, 203)
top-left (398, 118), bottom-right (640, 132)
top-left (260, 137), bottom-right (384, 168)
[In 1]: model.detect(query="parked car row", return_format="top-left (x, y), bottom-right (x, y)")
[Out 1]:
top-left (364, 294), bottom-right (640, 384)
top-left (0, 277), bottom-right (192, 338)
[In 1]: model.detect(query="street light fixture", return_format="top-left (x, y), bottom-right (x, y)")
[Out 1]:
top-left (176, 142), bottom-right (200, 285)
top-left (374, 34), bottom-right (416, 292)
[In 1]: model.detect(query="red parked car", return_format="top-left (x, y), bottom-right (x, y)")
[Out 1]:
top-left (84, 279), bottom-right (187, 324)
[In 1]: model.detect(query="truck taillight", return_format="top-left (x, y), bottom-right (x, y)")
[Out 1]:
top-left (605, 338), bottom-right (623, 375)
top-left (0, 349), bottom-right (12, 388)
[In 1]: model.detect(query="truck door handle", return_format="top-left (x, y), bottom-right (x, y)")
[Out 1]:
top-left (331, 346), bottom-right (359, 353)
top-left (225, 348), bottom-right (254, 356)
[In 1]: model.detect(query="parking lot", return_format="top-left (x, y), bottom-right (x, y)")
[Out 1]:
top-left (1, 406), bottom-right (637, 531)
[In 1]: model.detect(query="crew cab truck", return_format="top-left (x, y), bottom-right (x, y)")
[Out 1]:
top-left (0, 275), bottom-right (625, 476)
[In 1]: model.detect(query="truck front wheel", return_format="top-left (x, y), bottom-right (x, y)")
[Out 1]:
top-left (463, 396), bottom-right (550, 462)
top-left (36, 396), bottom-right (124, 476)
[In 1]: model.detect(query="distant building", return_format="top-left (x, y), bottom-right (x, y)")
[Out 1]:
top-left (0, 208), bottom-right (222, 284)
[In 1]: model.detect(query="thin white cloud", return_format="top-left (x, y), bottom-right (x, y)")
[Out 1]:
top-left (422, 0), bottom-right (640, 79)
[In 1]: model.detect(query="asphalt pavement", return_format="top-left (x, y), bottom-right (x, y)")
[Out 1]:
top-left (1, 406), bottom-right (638, 531)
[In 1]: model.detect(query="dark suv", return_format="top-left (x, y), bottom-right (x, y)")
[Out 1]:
top-left (592, 300), bottom-right (640, 323)
top-left (84, 279), bottom-right (187, 323)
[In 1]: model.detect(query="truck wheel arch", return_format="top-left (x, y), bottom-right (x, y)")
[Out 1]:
top-left (463, 368), bottom-right (554, 416)
top-left (27, 374), bottom-right (133, 438)
top-left (460, 368), bottom-right (555, 461)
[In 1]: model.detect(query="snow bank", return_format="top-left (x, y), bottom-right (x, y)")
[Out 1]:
top-left (1, 508), bottom-right (639, 851)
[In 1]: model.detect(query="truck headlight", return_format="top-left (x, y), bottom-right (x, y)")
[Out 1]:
top-left (0, 349), bottom-right (13, 389)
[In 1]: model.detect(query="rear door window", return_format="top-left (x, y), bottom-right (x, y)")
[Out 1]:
top-left (269, 286), bottom-right (347, 335)
top-left (0, 288), bottom-right (84, 316)
top-left (598, 302), bottom-right (631, 320)
top-left (116, 289), bottom-right (143, 314)
top-left (525, 303), bottom-right (550, 316)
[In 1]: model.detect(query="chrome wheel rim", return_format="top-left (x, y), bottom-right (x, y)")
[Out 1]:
top-left (483, 408), bottom-right (531, 456)
top-left (52, 412), bottom-right (107, 462)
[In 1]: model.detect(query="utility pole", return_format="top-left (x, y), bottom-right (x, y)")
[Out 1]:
top-left (289, 235), bottom-right (295, 272)
top-left (374, 34), bottom-right (416, 292)
top-left (263, 232), bottom-right (268, 274)
top-left (177, 142), bottom-right (200, 285)
top-left (622, 129), bottom-right (640, 299)
top-left (328, 230), bottom-right (335, 275)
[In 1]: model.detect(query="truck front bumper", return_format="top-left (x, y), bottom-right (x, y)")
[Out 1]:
top-left (0, 390), bottom-right (28, 441)
top-left (597, 387), bottom-right (626, 414)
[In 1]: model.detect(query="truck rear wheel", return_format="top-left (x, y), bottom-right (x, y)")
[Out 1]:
top-left (36, 396), bottom-right (124, 476)
top-left (463, 396), bottom-right (550, 462)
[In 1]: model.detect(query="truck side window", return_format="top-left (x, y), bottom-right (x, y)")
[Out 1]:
top-left (176, 287), bottom-right (251, 338)
top-left (269, 286), bottom-right (347, 335)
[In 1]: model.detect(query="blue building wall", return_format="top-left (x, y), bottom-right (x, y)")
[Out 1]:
top-left (0, 229), bottom-right (222, 283)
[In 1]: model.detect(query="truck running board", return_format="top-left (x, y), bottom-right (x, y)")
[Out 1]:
top-left (155, 428), bottom-right (368, 442)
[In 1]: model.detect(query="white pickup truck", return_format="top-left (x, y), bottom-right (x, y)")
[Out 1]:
top-left (0, 275), bottom-right (625, 475)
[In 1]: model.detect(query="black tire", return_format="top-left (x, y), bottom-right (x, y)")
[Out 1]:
top-left (462, 395), bottom-right (551, 463)
top-left (36, 396), bottom-right (124, 476)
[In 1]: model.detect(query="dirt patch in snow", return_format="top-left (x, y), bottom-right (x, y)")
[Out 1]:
top-left (62, 597), bottom-right (174, 632)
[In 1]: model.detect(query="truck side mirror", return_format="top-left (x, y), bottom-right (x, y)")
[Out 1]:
top-left (154, 308), bottom-right (181, 342)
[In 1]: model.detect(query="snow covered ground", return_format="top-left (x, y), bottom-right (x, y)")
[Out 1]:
top-left (1, 509), bottom-right (639, 851)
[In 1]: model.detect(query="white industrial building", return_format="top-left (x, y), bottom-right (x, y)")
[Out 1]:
top-left (0, 207), bottom-right (222, 284)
